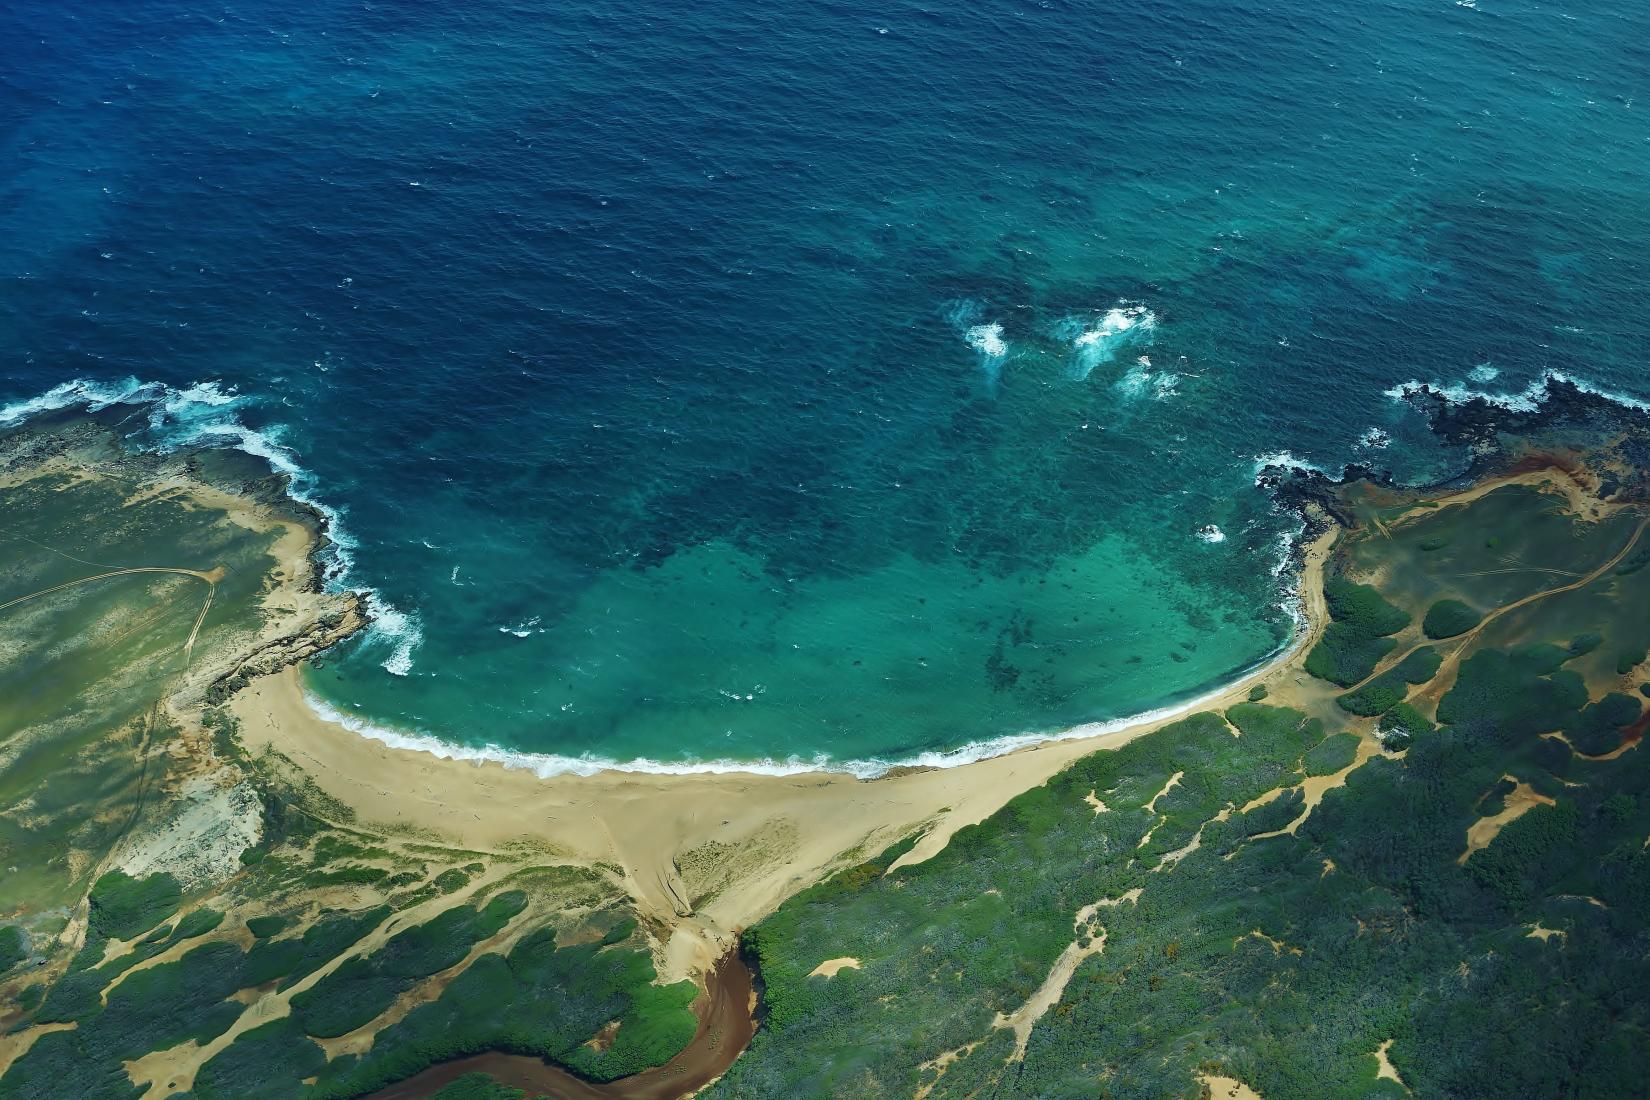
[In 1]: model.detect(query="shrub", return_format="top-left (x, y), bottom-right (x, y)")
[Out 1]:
top-left (1618, 648), bottom-right (1647, 676)
top-left (291, 893), bottom-right (528, 1038)
top-left (1337, 679), bottom-right (1406, 717)
top-left (1306, 577), bottom-right (1411, 686)
top-left (1564, 693), bottom-right (1643, 757)
top-left (87, 871), bottom-right (181, 941)
top-left (1307, 626), bottom-right (1397, 687)
top-left (433, 1074), bottom-right (526, 1100)
top-left (1378, 703), bottom-right (1433, 750)
top-left (1323, 578), bottom-right (1410, 635)
top-left (1422, 599), bottom-right (1481, 639)
top-left (1304, 732), bottom-right (1361, 776)
top-left (1569, 633), bottom-right (1604, 657)
top-left (1247, 684), bottom-right (1269, 702)
top-left (0, 926), bottom-right (29, 974)
top-left (246, 915), bottom-right (287, 939)
top-left (170, 908), bottom-right (225, 943)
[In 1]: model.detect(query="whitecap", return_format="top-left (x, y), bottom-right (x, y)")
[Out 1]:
top-left (1251, 450), bottom-right (1325, 484)
top-left (1385, 369), bottom-right (1650, 416)
top-left (944, 299), bottom-right (1010, 388)
top-left (964, 321), bottom-right (1008, 359)
top-left (1357, 427), bottom-right (1391, 449)
top-left (1195, 524), bottom-right (1226, 544)
top-left (1058, 303), bottom-right (1158, 381)
top-left (498, 615), bottom-right (541, 639)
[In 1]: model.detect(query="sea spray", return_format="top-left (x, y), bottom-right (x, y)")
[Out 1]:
top-left (944, 299), bottom-right (1011, 390)
top-left (1056, 303), bottom-right (1158, 382)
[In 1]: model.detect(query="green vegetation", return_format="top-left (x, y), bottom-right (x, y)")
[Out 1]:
top-left (1336, 646), bottom-right (1440, 716)
top-left (707, 482), bottom-right (1650, 1100)
top-left (1423, 597), bottom-right (1482, 639)
top-left (246, 915), bottom-right (288, 938)
top-left (1377, 702), bottom-right (1433, 750)
top-left (1303, 731), bottom-right (1360, 776)
top-left (186, 914), bottom-right (698, 1099)
top-left (1563, 692), bottom-right (1642, 757)
top-left (1247, 683), bottom-right (1269, 702)
top-left (290, 892), bottom-right (528, 1038)
top-left (431, 1075), bottom-right (529, 1100)
top-left (243, 905), bottom-right (392, 988)
top-left (171, 907), bottom-right (225, 942)
top-left (3, 943), bottom-right (250, 1100)
top-left (1305, 577), bottom-right (1410, 686)
top-left (87, 871), bottom-right (182, 942)
top-left (0, 925), bottom-right (28, 973)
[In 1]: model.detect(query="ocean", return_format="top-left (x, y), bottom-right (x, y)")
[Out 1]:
top-left (3, 0), bottom-right (1647, 773)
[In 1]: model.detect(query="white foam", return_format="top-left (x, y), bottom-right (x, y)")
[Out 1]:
top-left (0, 376), bottom-right (423, 676)
top-left (1195, 524), bottom-right (1226, 544)
top-left (964, 322), bottom-right (1008, 359)
top-left (1468, 363), bottom-right (1499, 383)
top-left (300, 616), bottom-right (1300, 781)
top-left (1063, 303), bottom-right (1158, 382)
top-left (1251, 450), bottom-right (1325, 484)
top-left (0, 376), bottom-right (158, 424)
top-left (1357, 427), bottom-right (1391, 450)
top-left (1385, 369), bottom-right (1650, 416)
top-left (499, 616), bottom-right (541, 639)
top-left (943, 301), bottom-right (1011, 389)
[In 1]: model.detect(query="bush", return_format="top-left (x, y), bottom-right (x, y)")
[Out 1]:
top-left (1337, 679), bottom-right (1406, 717)
top-left (1570, 633), bottom-right (1604, 657)
top-left (87, 871), bottom-right (181, 941)
top-left (1306, 578), bottom-right (1411, 686)
top-left (246, 915), bottom-right (287, 939)
top-left (1378, 703), bottom-right (1433, 749)
top-left (433, 1074), bottom-right (526, 1100)
top-left (1423, 599), bottom-right (1481, 640)
top-left (1307, 625), bottom-right (1398, 687)
top-left (1564, 693), bottom-right (1643, 757)
top-left (1248, 684), bottom-right (1269, 702)
top-left (1618, 648), bottom-right (1647, 676)
top-left (243, 905), bottom-right (391, 988)
top-left (291, 892), bottom-right (528, 1038)
top-left (0, 926), bottom-right (28, 974)
top-left (1323, 578), bottom-right (1411, 635)
top-left (1337, 648), bottom-right (1440, 716)
top-left (1304, 732), bottom-right (1361, 776)
top-left (170, 908), bottom-right (225, 943)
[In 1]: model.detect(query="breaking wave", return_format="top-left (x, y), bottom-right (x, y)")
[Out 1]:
top-left (0, 377), bottom-right (423, 676)
top-left (1056, 303), bottom-right (1158, 382)
top-left (1384, 369), bottom-right (1650, 415)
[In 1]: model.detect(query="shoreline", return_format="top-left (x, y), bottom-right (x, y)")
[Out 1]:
top-left (229, 522), bottom-right (1339, 978)
top-left (295, 630), bottom-right (1306, 781)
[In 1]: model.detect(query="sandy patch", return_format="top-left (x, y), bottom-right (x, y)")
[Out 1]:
top-left (1374, 1038), bottom-right (1410, 1093)
top-left (1199, 1073), bottom-right (1263, 1099)
top-left (807, 957), bottom-right (861, 979)
top-left (1458, 777), bottom-right (1556, 865)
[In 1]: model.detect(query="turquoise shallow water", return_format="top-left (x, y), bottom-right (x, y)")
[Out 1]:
top-left (3, 0), bottom-right (1648, 770)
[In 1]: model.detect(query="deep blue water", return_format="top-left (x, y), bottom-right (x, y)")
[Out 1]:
top-left (3, 0), bottom-right (1648, 771)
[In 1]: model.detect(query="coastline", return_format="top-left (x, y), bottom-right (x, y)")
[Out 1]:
top-left (228, 522), bottom-right (1338, 978)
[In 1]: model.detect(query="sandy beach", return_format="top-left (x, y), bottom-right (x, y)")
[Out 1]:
top-left (229, 526), bottom-right (1338, 981)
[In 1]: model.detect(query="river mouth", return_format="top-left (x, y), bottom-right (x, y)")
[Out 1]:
top-left (364, 948), bottom-right (758, 1100)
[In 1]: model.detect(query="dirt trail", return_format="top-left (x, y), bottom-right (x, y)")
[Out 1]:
top-left (1350, 510), bottom-right (1650, 703)
top-left (365, 949), bottom-right (758, 1100)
